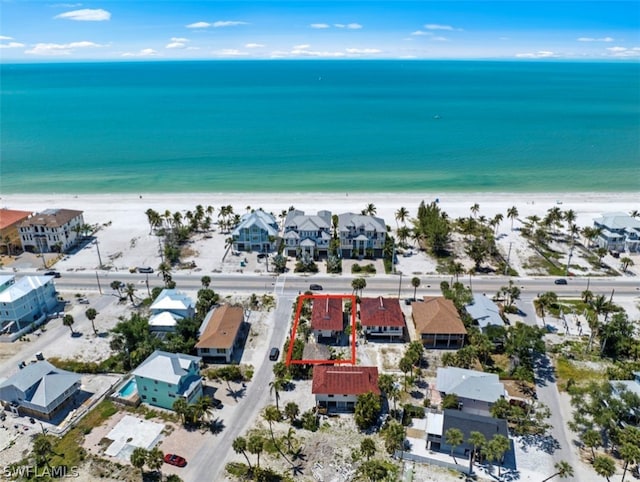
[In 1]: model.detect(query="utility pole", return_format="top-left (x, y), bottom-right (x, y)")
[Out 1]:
top-left (95, 271), bottom-right (102, 294)
top-left (397, 271), bottom-right (403, 298)
top-left (565, 244), bottom-right (574, 276)
top-left (95, 238), bottom-right (103, 269)
top-left (504, 242), bottom-right (513, 276)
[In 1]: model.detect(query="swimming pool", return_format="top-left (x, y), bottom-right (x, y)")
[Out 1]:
top-left (118, 379), bottom-right (137, 398)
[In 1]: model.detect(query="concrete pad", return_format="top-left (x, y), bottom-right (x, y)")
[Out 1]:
top-left (105, 414), bottom-right (164, 460)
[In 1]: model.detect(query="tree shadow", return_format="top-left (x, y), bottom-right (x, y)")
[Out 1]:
top-left (518, 434), bottom-right (560, 454)
top-left (533, 355), bottom-right (556, 386)
top-left (208, 418), bottom-right (225, 435)
top-left (226, 385), bottom-right (246, 401)
top-left (291, 463), bottom-right (305, 476)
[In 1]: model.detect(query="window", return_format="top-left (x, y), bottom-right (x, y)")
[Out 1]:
top-left (168, 393), bottom-right (175, 398)
top-left (328, 394), bottom-right (334, 398)
top-left (141, 395), bottom-right (147, 399)
top-left (151, 397), bottom-right (157, 403)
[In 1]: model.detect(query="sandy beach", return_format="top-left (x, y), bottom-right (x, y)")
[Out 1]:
top-left (1, 191), bottom-right (638, 279)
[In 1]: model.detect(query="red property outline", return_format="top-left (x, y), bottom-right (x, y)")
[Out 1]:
top-left (285, 294), bottom-right (357, 366)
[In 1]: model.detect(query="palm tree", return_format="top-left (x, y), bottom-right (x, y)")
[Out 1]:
top-left (284, 402), bottom-right (300, 422)
top-left (201, 275), bottom-right (211, 288)
top-left (395, 207), bottom-right (409, 228)
top-left (396, 226), bottom-right (411, 246)
top-left (629, 209), bottom-right (639, 218)
top-left (507, 206), bottom-right (519, 231)
top-left (130, 447), bottom-right (147, 478)
top-left (470, 203), bottom-right (480, 218)
top-left (542, 461), bottom-right (574, 482)
top-left (351, 277), bottom-right (366, 298)
top-left (620, 443), bottom-right (640, 482)
top-left (284, 427), bottom-right (297, 453)
top-left (620, 256), bottom-right (634, 273)
top-left (583, 429), bottom-right (601, 461)
top-left (492, 213), bottom-right (504, 235)
top-left (489, 434), bottom-right (510, 477)
top-left (85, 308), bottom-right (98, 335)
top-left (125, 283), bottom-right (137, 304)
top-left (593, 454), bottom-right (616, 482)
top-left (32, 434), bottom-right (53, 468)
top-left (445, 428), bottom-right (464, 464)
top-left (232, 436), bottom-right (252, 470)
top-left (146, 447), bottom-right (164, 474)
top-left (363, 203), bottom-right (377, 216)
top-left (110, 280), bottom-right (124, 298)
top-left (269, 377), bottom-right (285, 411)
top-left (411, 276), bottom-right (420, 299)
top-left (63, 314), bottom-right (75, 335)
top-left (468, 431), bottom-right (486, 473)
top-left (172, 398), bottom-right (189, 425)
top-left (247, 434), bottom-right (264, 468)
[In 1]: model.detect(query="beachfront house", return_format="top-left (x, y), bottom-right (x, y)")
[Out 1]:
top-left (425, 409), bottom-right (511, 462)
top-left (0, 209), bottom-right (32, 255)
top-left (195, 305), bottom-right (245, 363)
top-left (436, 367), bottom-right (505, 416)
top-left (359, 296), bottom-right (405, 340)
top-left (132, 350), bottom-right (203, 411)
top-left (412, 297), bottom-right (467, 349)
top-left (0, 275), bottom-right (58, 335)
top-left (311, 297), bottom-right (344, 342)
top-left (338, 213), bottom-right (387, 258)
top-left (593, 212), bottom-right (640, 253)
top-left (18, 208), bottom-right (84, 253)
top-left (0, 361), bottom-right (82, 421)
top-left (283, 210), bottom-right (332, 258)
top-left (231, 210), bottom-right (279, 253)
top-left (464, 294), bottom-right (505, 333)
top-left (312, 365), bottom-right (380, 412)
top-left (148, 289), bottom-right (195, 333)
top-left (609, 371), bottom-right (640, 426)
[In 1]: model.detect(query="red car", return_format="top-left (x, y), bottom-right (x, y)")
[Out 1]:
top-left (164, 454), bottom-right (187, 467)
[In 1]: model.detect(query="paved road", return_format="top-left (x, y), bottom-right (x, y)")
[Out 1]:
top-left (183, 294), bottom-right (296, 482)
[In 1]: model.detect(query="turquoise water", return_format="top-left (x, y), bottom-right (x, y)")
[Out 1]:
top-left (118, 379), bottom-right (137, 397)
top-left (1, 60), bottom-right (639, 193)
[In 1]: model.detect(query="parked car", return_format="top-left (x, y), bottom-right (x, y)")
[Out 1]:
top-left (137, 266), bottom-right (154, 274)
top-left (164, 454), bottom-right (187, 468)
top-left (77, 298), bottom-right (90, 304)
top-left (554, 279), bottom-right (568, 285)
top-left (212, 398), bottom-right (223, 409)
top-left (269, 347), bottom-right (280, 361)
top-left (44, 270), bottom-right (61, 278)
top-left (309, 284), bottom-right (323, 291)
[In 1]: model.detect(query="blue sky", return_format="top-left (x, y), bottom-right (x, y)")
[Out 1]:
top-left (1, 1), bottom-right (639, 61)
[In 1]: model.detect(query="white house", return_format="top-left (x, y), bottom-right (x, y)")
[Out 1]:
top-left (338, 213), bottom-right (387, 258)
top-left (283, 210), bottom-right (332, 258)
top-left (148, 289), bottom-right (195, 332)
top-left (312, 365), bottom-right (380, 412)
top-left (231, 210), bottom-right (279, 253)
top-left (436, 367), bottom-right (505, 416)
top-left (195, 305), bottom-right (244, 363)
top-left (0, 275), bottom-right (58, 334)
top-left (18, 209), bottom-right (84, 253)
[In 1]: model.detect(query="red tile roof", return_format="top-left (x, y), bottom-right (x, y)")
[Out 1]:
top-left (412, 297), bottom-right (467, 335)
top-left (311, 297), bottom-right (344, 332)
top-left (360, 297), bottom-right (405, 328)
top-left (0, 209), bottom-right (32, 231)
top-left (312, 365), bottom-right (380, 395)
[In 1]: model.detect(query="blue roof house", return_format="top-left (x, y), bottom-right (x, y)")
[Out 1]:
top-left (465, 294), bottom-right (505, 332)
top-left (231, 210), bottom-right (279, 253)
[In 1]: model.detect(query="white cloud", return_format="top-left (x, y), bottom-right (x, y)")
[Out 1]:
top-left (245, 43), bottom-right (265, 48)
top-left (334, 23), bottom-right (362, 29)
top-left (515, 50), bottom-right (556, 59)
top-left (166, 37), bottom-right (189, 49)
top-left (54, 8), bottom-right (110, 21)
top-left (122, 48), bottom-right (158, 58)
top-left (25, 40), bottom-right (103, 55)
top-left (606, 46), bottom-right (640, 57)
top-left (0, 36), bottom-right (14, 40)
top-left (212, 21), bottom-right (248, 28)
top-left (186, 21), bottom-right (211, 29)
top-left (293, 44), bottom-right (310, 50)
top-left (411, 30), bottom-right (432, 36)
top-left (577, 37), bottom-right (614, 42)
top-left (215, 49), bottom-right (248, 56)
top-left (345, 48), bottom-right (381, 54)
top-left (51, 3), bottom-right (83, 7)
top-left (0, 41), bottom-right (25, 49)
top-left (425, 24), bottom-right (455, 31)
top-left (310, 23), bottom-right (330, 29)
top-left (432, 36), bottom-right (449, 42)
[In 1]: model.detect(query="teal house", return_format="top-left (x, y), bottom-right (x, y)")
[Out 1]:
top-left (132, 350), bottom-right (202, 410)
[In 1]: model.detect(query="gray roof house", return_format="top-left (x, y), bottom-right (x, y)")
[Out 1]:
top-left (132, 350), bottom-right (203, 410)
top-left (465, 294), bottom-right (505, 332)
top-left (338, 213), bottom-right (387, 258)
top-left (283, 210), bottom-right (332, 257)
top-left (610, 371), bottom-right (640, 425)
top-left (0, 361), bottom-right (82, 421)
top-left (593, 212), bottom-right (640, 253)
top-left (436, 367), bottom-right (505, 416)
top-left (231, 210), bottom-right (279, 253)
top-left (148, 289), bottom-right (195, 332)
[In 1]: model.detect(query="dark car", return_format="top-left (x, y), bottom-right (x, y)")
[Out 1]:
top-left (212, 398), bottom-right (223, 409)
top-left (309, 284), bottom-right (323, 291)
top-left (269, 347), bottom-right (280, 361)
top-left (164, 454), bottom-right (187, 468)
top-left (44, 270), bottom-right (61, 278)
top-left (554, 279), bottom-right (568, 285)
top-left (137, 266), bottom-right (154, 274)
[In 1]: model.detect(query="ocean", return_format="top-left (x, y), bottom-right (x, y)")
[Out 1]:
top-left (1, 60), bottom-right (639, 193)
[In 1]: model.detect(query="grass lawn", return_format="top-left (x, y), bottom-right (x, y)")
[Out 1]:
top-left (554, 356), bottom-right (607, 392)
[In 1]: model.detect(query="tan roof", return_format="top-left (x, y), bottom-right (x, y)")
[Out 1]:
top-left (412, 297), bottom-right (467, 335)
top-left (18, 209), bottom-right (83, 228)
top-left (195, 305), bottom-right (244, 350)
top-left (0, 209), bottom-right (32, 230)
